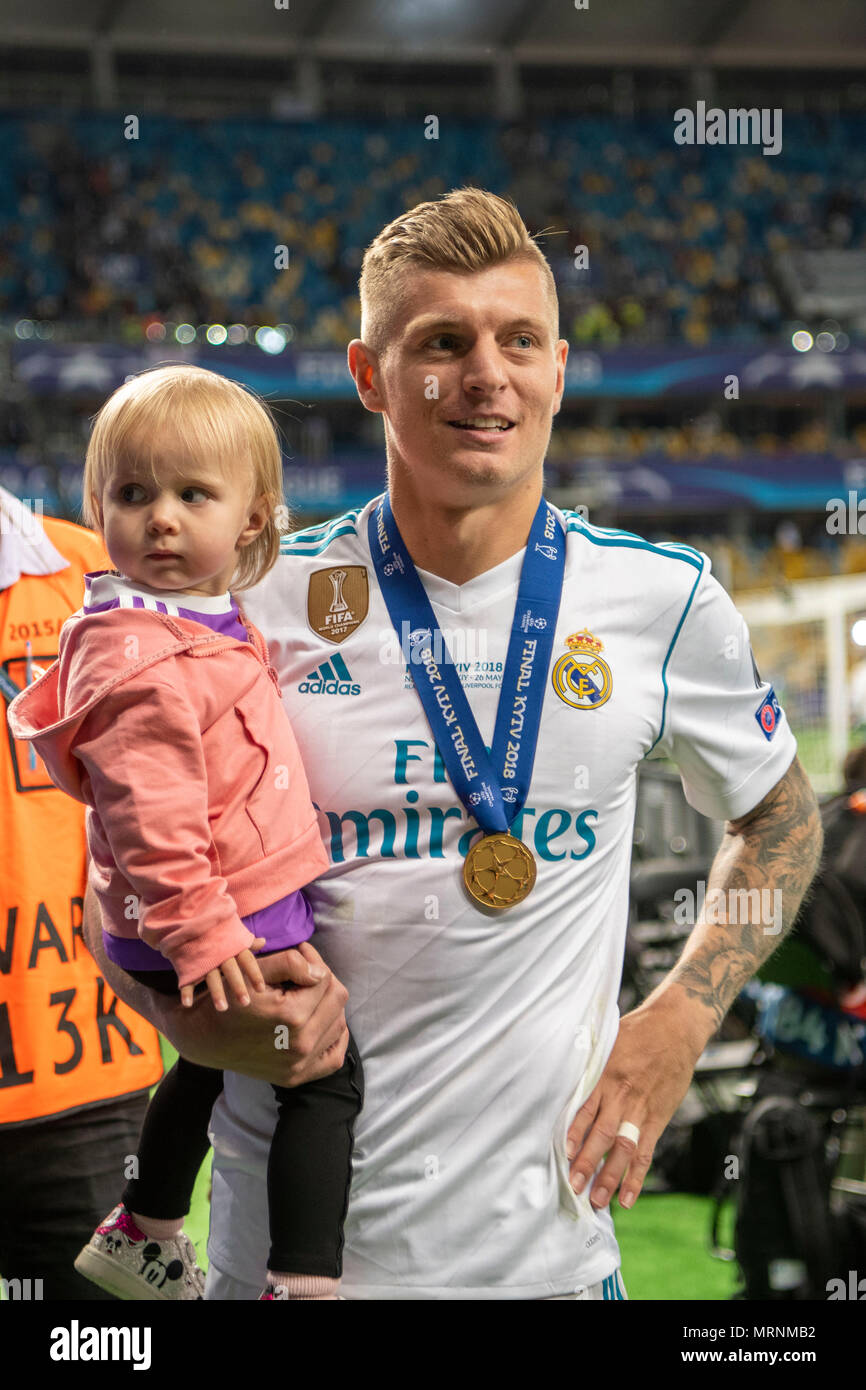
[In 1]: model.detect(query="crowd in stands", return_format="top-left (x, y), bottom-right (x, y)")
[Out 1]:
top-left (547, 415), bottom-right (866, 465)
top-left (3, 106), bottom-right (865, 601)
top-left (673, 525), bottom-right (866, 594)
top-left (1, 111), bottom-right (864, 348)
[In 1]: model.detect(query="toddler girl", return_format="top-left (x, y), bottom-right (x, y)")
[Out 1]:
top-left (8, 364), bottom-right (363, 1301)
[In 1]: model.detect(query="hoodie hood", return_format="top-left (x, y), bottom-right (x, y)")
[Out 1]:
top-left (6, 604), bottom-right (249, 802)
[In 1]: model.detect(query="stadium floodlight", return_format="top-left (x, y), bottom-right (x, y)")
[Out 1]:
top-left (792, 330), bottom-right (813, 352)
top-left (255, 327), bottom-right (287, 355)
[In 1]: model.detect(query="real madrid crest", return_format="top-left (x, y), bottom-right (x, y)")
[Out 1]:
top-left (307, 567), bottom-right (369, 645)
top-left (551, 628), bottom-right (612, 709)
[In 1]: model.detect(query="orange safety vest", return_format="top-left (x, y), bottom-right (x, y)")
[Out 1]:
top-left (0, 516), bottom-right (163, 1126)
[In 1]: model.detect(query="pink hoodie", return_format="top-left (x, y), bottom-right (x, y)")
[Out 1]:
top-left (7, 603), bottom-right (328, 988)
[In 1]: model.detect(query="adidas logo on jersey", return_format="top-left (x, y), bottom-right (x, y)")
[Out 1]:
top-left (298, 653), bottom-right (361, 696)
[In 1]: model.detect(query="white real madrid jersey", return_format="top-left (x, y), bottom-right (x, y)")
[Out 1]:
top-left (207, 496), bottom-right (797, 1300)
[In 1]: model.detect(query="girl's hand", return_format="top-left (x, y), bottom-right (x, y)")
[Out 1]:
top-left (180, 938), bottom-right (267, 1011)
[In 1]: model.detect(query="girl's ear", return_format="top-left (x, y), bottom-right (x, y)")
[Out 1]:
top-left (238, 492), bottom-right (271, 547)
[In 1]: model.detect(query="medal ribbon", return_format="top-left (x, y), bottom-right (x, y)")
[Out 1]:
top-left (369, 494), bottom-right (565, 837)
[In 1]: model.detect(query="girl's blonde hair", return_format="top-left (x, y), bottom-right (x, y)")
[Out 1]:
top-left (81, 364), bottom-right (288, 593)
top-left (359, 186), bottom-right (560, 358)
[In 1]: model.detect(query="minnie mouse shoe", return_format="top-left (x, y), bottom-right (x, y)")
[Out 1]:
top-left (74, 1203), bottom-right (205, 1300)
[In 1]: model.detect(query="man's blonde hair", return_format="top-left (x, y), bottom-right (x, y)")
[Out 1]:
top-left (359, 186), bottom-right (559, 358)
top-left (81, 364), bottom-right (288, 593)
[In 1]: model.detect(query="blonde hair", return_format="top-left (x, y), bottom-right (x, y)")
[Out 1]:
top-left (359, 186), bottom-right (559, 358)
top-left (81, 364), bottom-right (288, 593)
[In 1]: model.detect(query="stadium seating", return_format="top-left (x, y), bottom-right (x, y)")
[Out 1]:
top-left (2, 112), bottom-right (865, 347)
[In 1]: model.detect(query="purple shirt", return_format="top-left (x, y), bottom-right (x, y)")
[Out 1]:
top-left (82, 570), bottom-right (316, 973)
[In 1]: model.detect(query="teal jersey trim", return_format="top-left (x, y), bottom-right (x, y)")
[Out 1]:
top-left (645, 559), bottom-right (705, 756)
top-left (560, 510), bottom-right (706, 758)
top-left (282, 517), bottom-right (349, 543)
top-left (562, 510), bottom-right (703, 572)
top-left (279, 507), bottom-right (363, 556)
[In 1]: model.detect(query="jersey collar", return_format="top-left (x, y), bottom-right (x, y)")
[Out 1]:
top-left (84, 570), bottom-right (235, 615)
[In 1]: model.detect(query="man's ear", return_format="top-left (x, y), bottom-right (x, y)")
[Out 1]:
top-left (348, 340), bottom-right (385, 414)
top-left (552, 338), bottom-right (569, 417)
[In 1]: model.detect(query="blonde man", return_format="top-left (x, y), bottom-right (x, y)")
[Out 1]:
top-left (85, 187), bottom-right (822, 1300)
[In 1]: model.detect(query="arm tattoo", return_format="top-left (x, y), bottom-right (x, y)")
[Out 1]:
top-left (668, 755), bottom-right (824, 1034)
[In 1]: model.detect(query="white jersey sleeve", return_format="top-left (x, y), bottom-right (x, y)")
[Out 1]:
top-left (647, 554), bottom-right (797, 821)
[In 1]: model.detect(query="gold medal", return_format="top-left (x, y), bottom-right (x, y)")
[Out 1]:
top-left (463, 832), bottom-right (537, 910)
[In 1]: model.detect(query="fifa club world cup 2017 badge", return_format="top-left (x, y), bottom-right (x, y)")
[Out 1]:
top-left (307, 567), bottom-right (369, 645)
top-left (551, 629), bottom-right (613, 709)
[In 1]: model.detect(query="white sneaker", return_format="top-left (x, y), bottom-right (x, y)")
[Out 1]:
top-left (74, 1203), bottom-right (205, 1300)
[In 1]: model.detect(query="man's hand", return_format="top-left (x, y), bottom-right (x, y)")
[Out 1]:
top-left (567, 754), bottom-right (823, 1212)
top-left (82, 883), bottom-right (349, 1086)
top-left (167, 946), bottom-right (351, 1085)
top-left (566, 995), bottom-right (706, 1211)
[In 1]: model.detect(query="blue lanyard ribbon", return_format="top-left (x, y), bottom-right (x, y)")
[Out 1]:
top-left (369, 494), bottom-right (565, 835)
top-left (0, 667), bottom-right (21, 702)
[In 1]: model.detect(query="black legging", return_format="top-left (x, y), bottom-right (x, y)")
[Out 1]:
top-left (121, 965), bottom-right (363, 1276)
